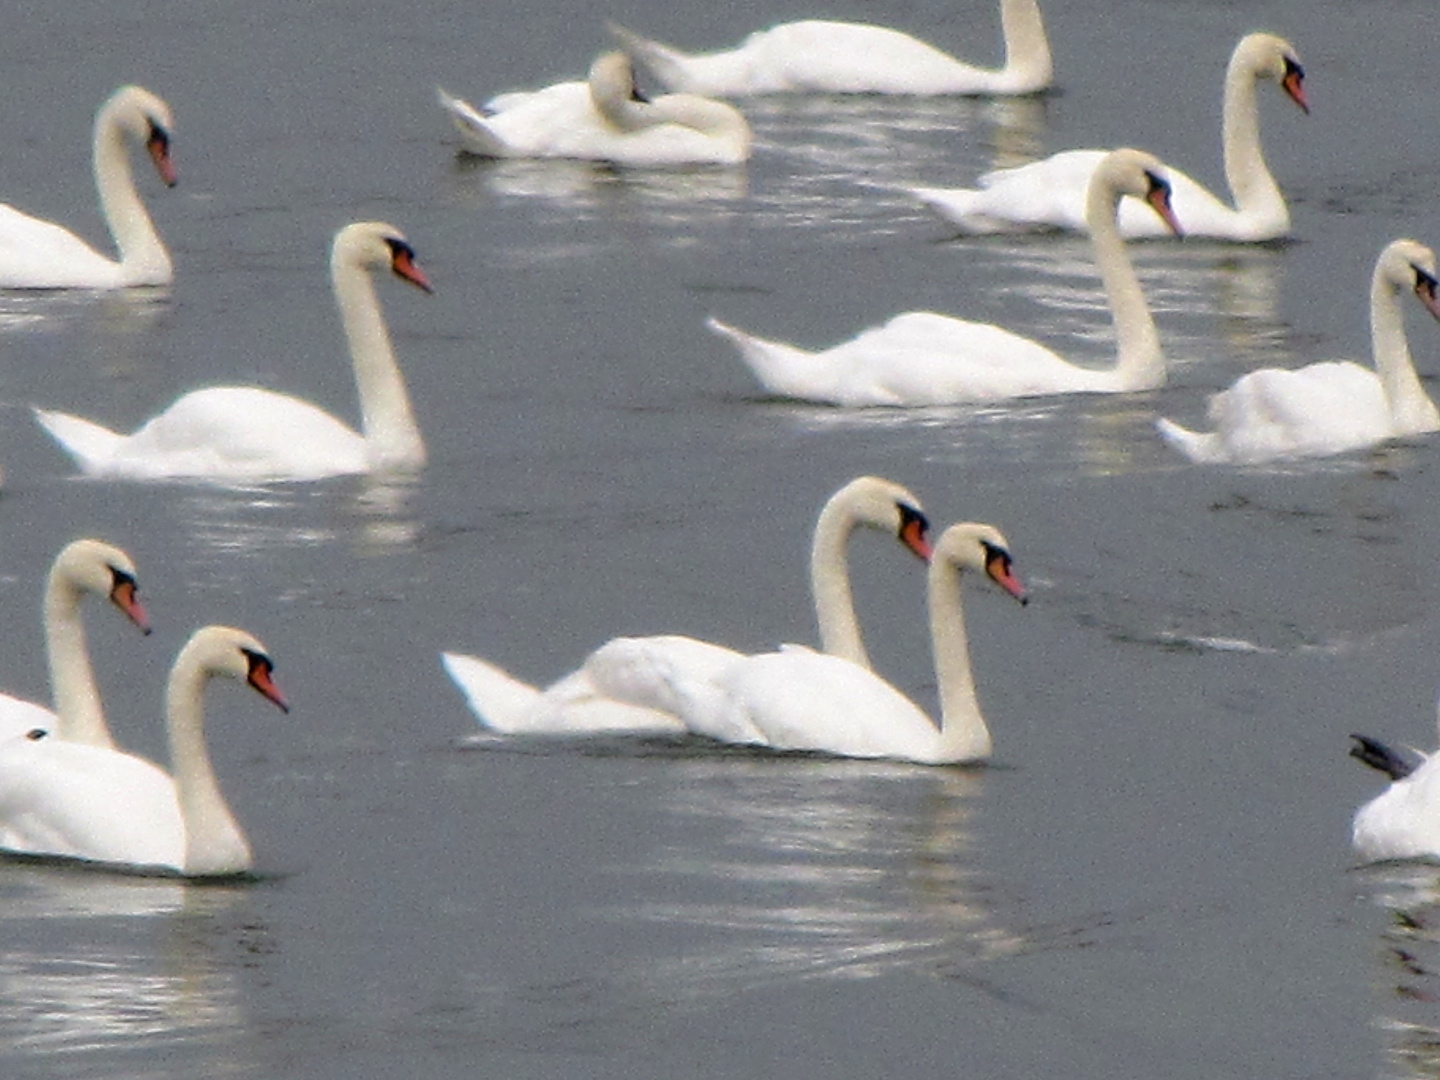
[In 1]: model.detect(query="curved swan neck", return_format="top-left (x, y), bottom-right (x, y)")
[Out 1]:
top-left (165, 657), bottom-right (250, 876)
top-left (810, 499), bottom-right (870, 670)
top-left (331, 256), bottom-right (425, 472)
top-left (1085, 179), bottom-right (1164, 391)
top-left (928, 555), bottom-right (991, 762)
top-left (999, 0), bottom-right (1052, 88)
top-left (93, 96), bottom-right (169, 284)
top-left (43, 569), bottom-right (111, 749)
top-left (1371, 266), bottom-right (1439, 434)
top-left (1220, 44), bottom-right (1286, 230)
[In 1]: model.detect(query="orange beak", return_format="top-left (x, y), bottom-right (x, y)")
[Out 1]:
top-left (392, 248), bottom-right (433, 293)
top-left (110, 579), bottom-right (152, 635)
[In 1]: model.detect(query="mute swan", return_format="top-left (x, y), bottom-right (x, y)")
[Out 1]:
top-left (606, 0), bottom-right (1051, 97)
top-left (0, 85), bottom-right (177, 289)
top-left (1350, 731), bottom-right (1440, 862)
top-left (441, 475), bottom-right (933, 734)
top-left (0, 626), bottom-right (288, 876)
top-left (0, 540), bottom-right (151, 748)
top-left (437, 52), bottom-right (752, 166)
top-left (1157, 239), bottom-right (1440, 464)
top-left (33, 221), bottom-right (432, 481)
top-left (909, 33), bottom-right (1306, 239)
top-left (712, 148), bottom-right (1181, 406)
top-left (649, 522), bottom-right (1027, 763)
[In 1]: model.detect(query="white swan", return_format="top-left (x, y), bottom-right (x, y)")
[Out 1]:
top-left (437, 52), bottom-right (752, 166)
top-left (33, 221), bottom-right (432, 481)
top-left (0, 626), bottom-right (288, 876)
top-left (0, 85), bottom-right (177, 289)
top-left (1157, 239), bottom-right (1440, 464)
top-left (909, 33), bottom-right (1306, 239)
top-left (1350, 730), bottom-right (1440, 862)
top-left (711, 148), bottom-right (1181, 406)
top-left (0, 540), bottom-right (151, 748)
top-left (606, 0), bottom-right (1051, 97)
top-left (441, 475), bottom-right (934, 734)
top-left (647, 523), bottom-right (1027, 763)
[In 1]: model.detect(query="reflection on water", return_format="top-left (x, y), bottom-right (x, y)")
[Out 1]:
top-left (0, 867), bottom-right (255, 1068)
top-left (611, 759), bottom-right (1027, 999)
top-left (1359, 864), bottom-right (1440, 1078)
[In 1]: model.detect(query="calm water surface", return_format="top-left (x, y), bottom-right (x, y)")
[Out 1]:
top-left (0, 0), bottom-right (1437, 1077)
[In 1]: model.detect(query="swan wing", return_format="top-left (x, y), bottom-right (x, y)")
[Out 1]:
top-left (0, 204), bottom-right (123, 289)
top-left (1354, 753), bottom-right (1440, 861)
top-left (1205, 363), bottom-right (1391, 462)
top-left (0, 695), bottom-right (58, 744)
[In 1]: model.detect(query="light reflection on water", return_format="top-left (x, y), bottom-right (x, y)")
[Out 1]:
top-left (1359, 864), bottom-right (1440, 1078)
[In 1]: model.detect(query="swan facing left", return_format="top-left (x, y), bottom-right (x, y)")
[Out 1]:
top-left (437, 51), bottom-right (752, 166)
top-left (34, 221), bottom-right (433, 482)
top-left (0, 85), bottom-right (177, 289)
top-left (0, 626), bottom-right (289, 877)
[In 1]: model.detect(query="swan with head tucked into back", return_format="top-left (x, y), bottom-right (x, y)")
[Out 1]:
top-left (0, 626), bottom-right (289, 876)
top-left (1157, 239), bottom-right (1440, 464)
top-left (644, 522), bottom-right (1027, 763)
top-left (33, 221), bottom-right (432, 481)
top-left (0, 85), bottom-right (177, 289)
top-left (0, 539), bottom-right (151, 748)
top-left (710, 149), bottom-right (1182, 406)
top-left (1349, 716), bottom-right (1440, 862)
top-left (437, 52), bottom-right (752, 166)
top-left (909, 33), bottom-right (1306, 240)
top-left (441, 476), bottom-right (934, 735)
top-left (607, 0), bottom-right (1051, 97)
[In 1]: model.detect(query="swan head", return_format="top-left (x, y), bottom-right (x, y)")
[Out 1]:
top-left (1095, 149), bottom-right (1183, 238)
top-left (176, 626), bottom-right (290, 713)
top-left (51, 538), bottom-right (151, 634)
top-left (1376, 239), bottom-right (1440, 323)
top-left (933, 523), bottom-right (1028, 605)
top-left (590, 50), bottom-right (648, 103)
top-left (102, 85), bottom-right (178, 187)
top-left (1234, 33), bottom-right (1308, 114)
top-left (824, 476), bottom-right (933, 561)
top-left (332, 221), bottom-right (433, 293)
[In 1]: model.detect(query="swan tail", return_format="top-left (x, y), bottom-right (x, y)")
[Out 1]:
top-left (32, 407), bottom-right (124, 474)
top-left (706, 316), bottom-right (831, 402)
top-left (440, 651), bottom-right (541, 733)
top-left (1350, 734), bottom-right (1417, 781)
top-left (435, 88), bottom-right (508, 157)
top-left (606, 21), bottom-right (696, 90)
top-left (1154, 416), bottom-right (1227, 464)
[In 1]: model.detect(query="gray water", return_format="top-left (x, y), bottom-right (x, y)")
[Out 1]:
top-left (0, 0), bottom-right (1435, 1077)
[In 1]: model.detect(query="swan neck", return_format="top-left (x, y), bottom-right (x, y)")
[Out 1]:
top-left (332, 258), bottom-right (425, 472)
top-left (165, 658), bottom-right (250, 875)
top-left (43, 572), bottom-right (112, 749)
top-left (928, 557), bottom-right (991, 762)
top-left (999, 0), bottom-right (1052, 84)
top-left (93, 102), bottom-right (169, 282)
top-left (1220, 48), bottom-right (1285, 225)
top-left (1086, 183), bottom-right (1164, 390)
top-left (1370, 271), bottom-right (1439, 433)
top-left (810, 500), bottom-right (870, 670)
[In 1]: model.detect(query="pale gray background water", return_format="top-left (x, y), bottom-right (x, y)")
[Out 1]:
top-left (0, 0), bottom-right (1435, 1077)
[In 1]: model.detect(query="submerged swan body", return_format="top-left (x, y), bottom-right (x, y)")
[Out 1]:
top-left (651, 523), bottom-right (1028, 763)
top-left (0, 85), bottom-right (177, 289)
top-left (1157, 239), bottom-right (1440, 464)
top-left (438, 52), bottom-right (751, 165)
top-left (712, 149), bottom-right (1181, 406)
top-left (910, 33), bottom-right (1306, 239)
top-left (0, 627), bottom-right (289, 876)
top-left (34, 221), bottom-right (432, 481)
top-left (0, 540), bottom-right (151, 747)
top-left (442, 476), bottom-right (933, 734)
top-left (607, 0), bottom-right (1051, 97)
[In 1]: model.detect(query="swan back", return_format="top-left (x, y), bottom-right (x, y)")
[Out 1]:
top-left (588, 51), bottom-right (752, 162)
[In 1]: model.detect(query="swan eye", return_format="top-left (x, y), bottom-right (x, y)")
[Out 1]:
top-left (896, 503), bottom-right (933, 562)
top-left (1414, 266), bottom-right (1438, 298)
top-left (1283, 57), bottom-right (1305, 82)
top-left (1143, 171), bottom-right (1171, 200)
top-left (107, 566), bottom-right (151, 634)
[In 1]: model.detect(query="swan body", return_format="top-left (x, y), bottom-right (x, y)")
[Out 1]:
top-left (443, 475), bottom-right (933, 734)
top-left (1351, 732), bottom-right (1440, 862)
top-left (607, 0), bottom-right (1051, 97)
top-left (34, 221), bottom-right (432, 481)
top-left (0, 85), bottom-right (176, 289)
top-left (0, 627), bottom-right (288, 876)
top-left (438, 53), bottom-right (751, 166)
top-left (653, 523), bottom-right (1028, 763)
top-left (0, 540), bottom-right (151, 749)
top-left (909, 34), bottom-right (1306, 239)
top-left (713, 148), bottom-right (1182, 406)
top-left (1157, 239), bottom-right (1440, 464)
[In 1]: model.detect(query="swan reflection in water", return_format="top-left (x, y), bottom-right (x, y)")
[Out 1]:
top-left (1358, 864), bottom-right (1440, 1077)
top-left (0, 867), bottom-right (256, 1062)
